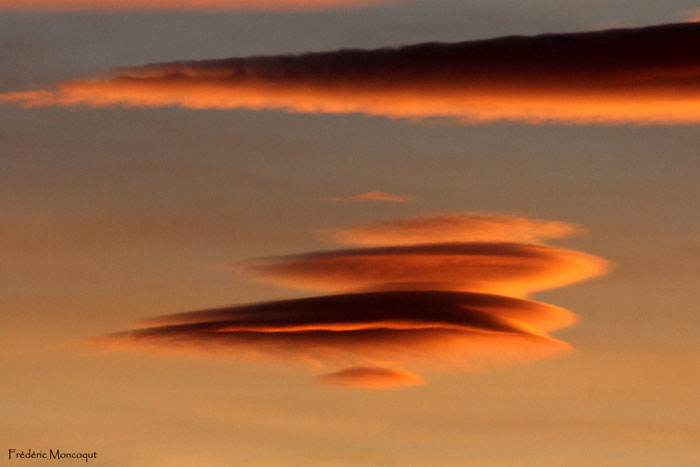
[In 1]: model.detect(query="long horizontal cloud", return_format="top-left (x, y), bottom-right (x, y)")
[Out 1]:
top-left (0, 0), bottom-right (394, 12)
top-left (4, 22), bottom-right (700, 124)
top-left (136, 290), bottom-right (576, 333)
top-left (326, 213), bottom-right (581, 246)
top-left (92, 291), bottom-right (572, 370)
top-left (244, 242), bottom-right (608, 298)
top-left (94, 213), bottom-right (607, 389)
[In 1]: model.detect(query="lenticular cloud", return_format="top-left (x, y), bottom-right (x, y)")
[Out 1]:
top-left (4, 22), bottom-right (700, 124)
top-left (93, 213), bottom-right (608, 390)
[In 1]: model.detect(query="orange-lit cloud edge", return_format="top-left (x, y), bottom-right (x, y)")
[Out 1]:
top-left (243, 242), bottom-right (607, 298)
top-left (3, 22), bottom-right (700, 124)
top-left (90, 214), bottom-right (609, 390)
top-left (0, 0), bottom-right (397, 12)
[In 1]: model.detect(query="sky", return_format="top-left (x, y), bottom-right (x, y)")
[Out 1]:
top-left (1, 1), bottom-right (700, 466)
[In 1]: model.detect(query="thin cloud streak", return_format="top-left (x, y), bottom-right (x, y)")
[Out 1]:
top-left (323, 191), bottom-right (417, 203)
top-left (318, 367), bottom-right (424, 389)
top-left (0, 0), bottom-right (396, 11)
top-left (326, 213), bottom-right (582, 246)
top-left (4, 22), bottom-right (700, 124)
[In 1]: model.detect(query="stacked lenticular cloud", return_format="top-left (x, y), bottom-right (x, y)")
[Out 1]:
top-left (94, 213), bottom-right (608, 389)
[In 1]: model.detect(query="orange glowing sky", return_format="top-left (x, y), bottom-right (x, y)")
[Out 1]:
top-left (2, 6), bottom-right (699, 466)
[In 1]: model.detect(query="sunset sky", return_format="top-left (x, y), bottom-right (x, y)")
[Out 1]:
top-left (2, 1), bottom-right (700, 466)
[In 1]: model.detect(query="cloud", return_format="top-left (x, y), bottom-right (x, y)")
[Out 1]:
top-left (91, 290), bottom-right (572, 372)
top-left (135, 290), bottom-right (576, 333)
top-left (4, 22), bottom-right (700, 124)
top-left (92, 213), bottom-right (607, 389)
top-left (324, 191), bottom-right (417, 203)
top-left (318, 367), bottom-right (424, 389)
top-left (326, 213), bottom-right (581, 246)
top-left (244, 242), bottom-right (608, 298)
top-left (0, 0), bottom-right (395, 12)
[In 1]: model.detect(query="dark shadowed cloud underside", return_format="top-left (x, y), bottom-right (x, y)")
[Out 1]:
top-left (3, 22), bottom-right (700, 124)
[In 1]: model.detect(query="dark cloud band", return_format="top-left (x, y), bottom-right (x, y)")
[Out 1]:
top-left (4, 22), bottom-right (700, 124)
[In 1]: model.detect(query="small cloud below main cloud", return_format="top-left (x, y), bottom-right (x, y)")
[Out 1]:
top-left (318, 366), bottom-right (424, 389)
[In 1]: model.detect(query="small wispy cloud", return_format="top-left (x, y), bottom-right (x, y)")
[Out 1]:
top-left (318, 367), bottom-right (424, 389)
top-left (323, 191), bottom-right (417, 203)
top-left (0, 0), bottom-right (396, 12)
top-left (325, 213), bottom-right (582, 246)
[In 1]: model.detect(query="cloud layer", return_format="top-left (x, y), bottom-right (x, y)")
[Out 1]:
top-left (93, 291), bottom-right (573, 372)
top-left (244, 242), bottom-right (607, 298)
top-left (94, 214), bottom-right (607, 389)
top-left (326, 213), bottom-right (581, 245)
top-left (4, 22), bottom-right (700, 124)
